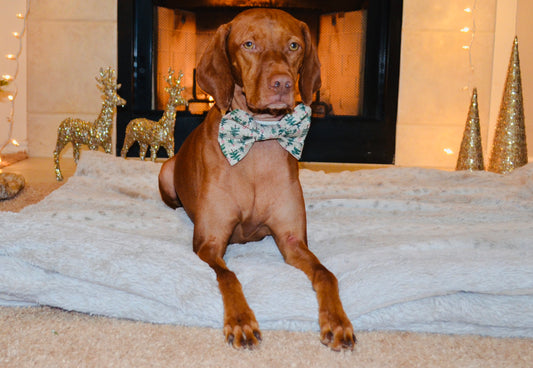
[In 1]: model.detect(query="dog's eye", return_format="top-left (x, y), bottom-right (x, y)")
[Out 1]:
top-left (289, 42), bottom-right (300, 51)
top-left (243, 41), bottom-right (255, 50)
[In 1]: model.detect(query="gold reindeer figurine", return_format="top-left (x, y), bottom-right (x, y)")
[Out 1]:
top-left (121, 69), bottom-right (186, 161)
top-left (53, 67), bottom-right (126, 181)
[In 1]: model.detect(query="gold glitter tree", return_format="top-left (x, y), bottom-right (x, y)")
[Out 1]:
top-left (456, 88), bottom-right (484, 171)
top-left (488, 37), bottom-right (528, 174)
top-left (53, 67), bottom-right (126, 181)
top-left (121, 68), bottom-right (186, 161)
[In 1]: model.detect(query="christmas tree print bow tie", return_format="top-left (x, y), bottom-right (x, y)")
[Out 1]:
top-left (218, 103), bottom-right (311, 166)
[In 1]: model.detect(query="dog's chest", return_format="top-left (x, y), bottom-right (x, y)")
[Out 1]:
top-left (230, 140), bottom-right (296, 196)
top-left (227, 141), bottom-right (299, 232)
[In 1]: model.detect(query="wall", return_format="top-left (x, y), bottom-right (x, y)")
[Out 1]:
top-left (517, 0), bottom-right (533, 159)
top-left (396, 0), bottom-right (497, 168)
top-left (397, 0), bottom-right (532, 168)
top-left (14, 0), bottom-right (533, 169)
top-left (0, 0), bottom-right (28, 154)
top-left (26, 0), bottom-right (117, 157)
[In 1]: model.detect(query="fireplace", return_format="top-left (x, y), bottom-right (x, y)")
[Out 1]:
top-left (117, 0), bottom-right (402, 163)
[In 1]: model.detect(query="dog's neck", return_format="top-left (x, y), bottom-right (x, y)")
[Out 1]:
top-left (229, 84), bottom-right (288, 122)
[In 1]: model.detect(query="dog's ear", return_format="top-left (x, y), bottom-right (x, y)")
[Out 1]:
top-left (298, 22), bottom-right (322, 106)
top-left (197, 23), bottom-right (234, 112)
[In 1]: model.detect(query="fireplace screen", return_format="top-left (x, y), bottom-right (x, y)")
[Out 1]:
top-left (154, 6), bottom-right (367, 117)
top-left (117, 0), bottom-right (402, 164)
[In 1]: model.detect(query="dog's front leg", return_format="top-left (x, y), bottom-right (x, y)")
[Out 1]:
top-left (193, 223), bottom-right (262, 349)
top-left (273, 232), bottom-right (356, 351)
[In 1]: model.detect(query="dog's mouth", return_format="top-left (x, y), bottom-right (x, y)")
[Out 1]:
top-left (239, 87), bottom-right (294, 118)
top-left (247, 105), bottom-right (294, 117)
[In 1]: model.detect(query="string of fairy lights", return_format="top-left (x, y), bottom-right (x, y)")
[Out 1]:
top-left (461, 0), bottom-right (477, 92)
top-left (444, 1), bottom-right (478, 157)
top-left (0, 0), bottom-right (30, 164)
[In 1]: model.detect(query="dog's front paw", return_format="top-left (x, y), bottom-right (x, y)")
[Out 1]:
top-left (224, 310), bottom-right (262, 349)
top-left (319, 309), bottom-right (356, 351)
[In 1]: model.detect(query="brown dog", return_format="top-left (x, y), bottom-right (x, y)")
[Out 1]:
top-left (158, 8), bottom-right (355, 351)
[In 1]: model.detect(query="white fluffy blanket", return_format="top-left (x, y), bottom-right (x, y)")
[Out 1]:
top-left (1, 151), bottom-right (532, 338)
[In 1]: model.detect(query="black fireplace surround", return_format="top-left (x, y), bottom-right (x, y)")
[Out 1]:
top-left (117, 0), bottom-right (403, 163)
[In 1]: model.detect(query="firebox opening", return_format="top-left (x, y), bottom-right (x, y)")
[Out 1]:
top-left (154, 3), bottom-right (367, 117)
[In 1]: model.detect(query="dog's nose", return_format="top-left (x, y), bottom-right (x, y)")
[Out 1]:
top-left (269, 74), bottom-right (293, 94)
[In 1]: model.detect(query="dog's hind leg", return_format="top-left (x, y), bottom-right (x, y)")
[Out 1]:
top-left (158, 156), bottom-right (182, 209)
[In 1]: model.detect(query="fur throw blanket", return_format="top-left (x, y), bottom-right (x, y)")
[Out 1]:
top-left (1, 151), bottom-right (532, 338)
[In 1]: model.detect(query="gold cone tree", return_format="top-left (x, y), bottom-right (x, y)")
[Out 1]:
top-left (456, 88), bottom-right (484, 171)
top-left (488, 36), bottom-right (528, 174)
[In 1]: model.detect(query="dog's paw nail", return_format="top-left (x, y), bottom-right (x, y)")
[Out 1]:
top-left (254, 331), bottom-right (262, 341)
top-left (227, 334), bottom-right (235, 346)
top-left (321, 331), bottom-right (333, 345)
top-left (343, 338), bottom-right (355, 350)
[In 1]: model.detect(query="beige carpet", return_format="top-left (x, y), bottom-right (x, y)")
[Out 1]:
top-left (1, 181), bottom-right (532, 367)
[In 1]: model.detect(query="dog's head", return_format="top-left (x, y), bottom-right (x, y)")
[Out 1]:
top-left (197, 8), bottom-right (321, 118)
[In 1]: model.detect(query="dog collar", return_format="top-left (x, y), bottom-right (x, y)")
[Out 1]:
top-left (218, 104), bottom-right (311, 166)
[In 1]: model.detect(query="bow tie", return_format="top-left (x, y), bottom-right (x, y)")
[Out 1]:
top-left (218, 104), bottom-right (311, 166)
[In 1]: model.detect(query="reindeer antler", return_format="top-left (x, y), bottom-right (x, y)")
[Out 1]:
top-left (96, 67), bottom-right (118, 92)
top-left (165, 67), bottom-right (175, 87)
top-left (165, 68), bottom-right (186, 102)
